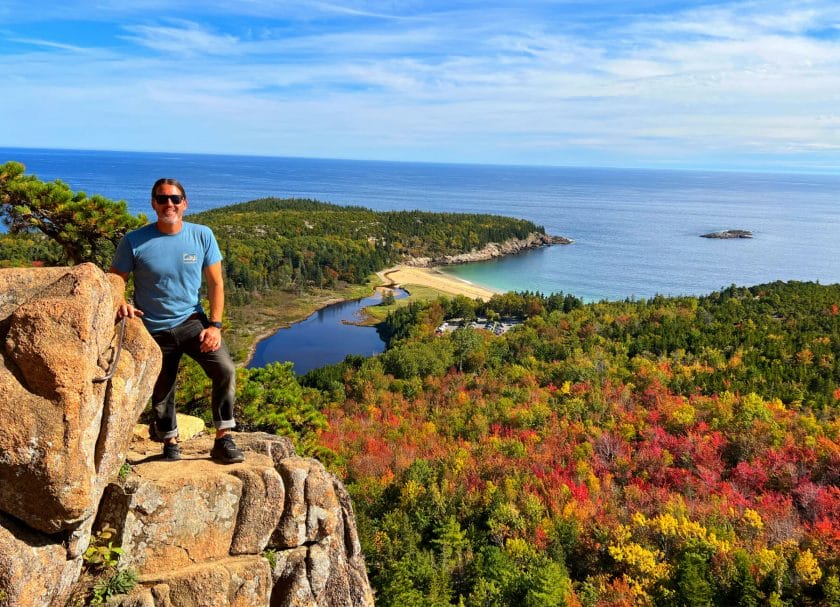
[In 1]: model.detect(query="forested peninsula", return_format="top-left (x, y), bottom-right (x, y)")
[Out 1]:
top-left (191, 197), bottom-right (562, 302)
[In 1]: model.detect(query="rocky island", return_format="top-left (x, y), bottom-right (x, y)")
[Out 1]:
top-left (700, 229), bottom-right (753, 239)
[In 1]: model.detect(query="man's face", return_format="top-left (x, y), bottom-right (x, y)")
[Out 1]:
top-left (152, 184), bottom-right (187, 225)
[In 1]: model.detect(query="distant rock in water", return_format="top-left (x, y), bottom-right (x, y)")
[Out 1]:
top-left (701, 230), bottom-right (753, 239)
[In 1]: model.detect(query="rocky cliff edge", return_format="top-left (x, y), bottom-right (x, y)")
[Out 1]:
top-left (0, 264), bottom-right (374, 607)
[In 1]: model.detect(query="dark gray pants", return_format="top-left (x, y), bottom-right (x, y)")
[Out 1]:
top-left (150, 316), bottom-right (236, 440)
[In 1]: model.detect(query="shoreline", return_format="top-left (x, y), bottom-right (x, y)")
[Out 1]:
top-left (377, 264), bottom-right (500, 301)
top-left (241, 296), bottom-right (348, 368)
top-left (241, 231), bottom-right (565, 365)
top-left (242, 267), bottom-right (500, 367)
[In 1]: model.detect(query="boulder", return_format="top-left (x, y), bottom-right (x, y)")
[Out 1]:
top-left (0, 513), bottom-right (82, 607)
top-left (0, 264), bottom-right (161, 533)
top-left (132, 414), bottom-right (208, 443)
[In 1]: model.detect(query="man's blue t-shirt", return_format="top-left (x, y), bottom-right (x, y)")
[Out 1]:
top-left (111, 222), bottom-right (223, 333)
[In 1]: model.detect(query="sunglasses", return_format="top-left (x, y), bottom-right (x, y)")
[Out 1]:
top-left (154, 194), bottom-right (185, 205)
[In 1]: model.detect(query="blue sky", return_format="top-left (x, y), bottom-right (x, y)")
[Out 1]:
top-left (2, 1), bottom-right (840, 171)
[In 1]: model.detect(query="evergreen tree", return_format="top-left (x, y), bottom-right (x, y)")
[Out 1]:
top-left (524, 561), bottom-right (570, 607)
top-left (0, 161), bottom-right (146, 267)
top-left (674, 552), bottom-right (714, 607)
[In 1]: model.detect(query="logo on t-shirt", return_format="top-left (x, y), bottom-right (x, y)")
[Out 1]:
top-left (183, 253), bottom-right (198, 264)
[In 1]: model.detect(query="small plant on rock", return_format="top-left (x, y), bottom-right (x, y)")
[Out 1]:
top-left (83, 525), bottom-right (124, 569)
top-left (263, 548), bottom-right (278, 570)
top-left (117, 462), bottom-right (132, 482)
top-left (89, 568), bottom-right (138, 605)
top-left (69, 525), bottom-right (138, 605)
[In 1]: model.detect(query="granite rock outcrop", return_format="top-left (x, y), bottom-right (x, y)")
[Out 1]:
top-left (99, 433), bottom-right (374, 607)
top-left (0, 264), bottom-right (374, 607)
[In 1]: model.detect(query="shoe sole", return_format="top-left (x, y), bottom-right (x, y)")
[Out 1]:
top-left (210, 451), bottom-right (244, 464)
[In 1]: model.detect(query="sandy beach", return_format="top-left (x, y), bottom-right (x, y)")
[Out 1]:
top-left (378, 265), bottom-right (499, 301)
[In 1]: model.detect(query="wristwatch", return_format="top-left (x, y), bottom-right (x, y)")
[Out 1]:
top-left (209, 321), bottom-right (223, 329)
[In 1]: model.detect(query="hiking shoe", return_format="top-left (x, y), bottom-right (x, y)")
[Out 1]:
top-left (210, 435), bottom-right (245, 464)
top-left (162, 442), bottom-right (181, 461)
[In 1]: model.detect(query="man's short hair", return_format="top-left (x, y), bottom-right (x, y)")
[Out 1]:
top-left (151, 178), bottom-right (187, 200)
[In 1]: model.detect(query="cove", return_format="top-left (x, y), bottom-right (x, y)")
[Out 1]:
top-left (247, 289), bottom-right (406, 374)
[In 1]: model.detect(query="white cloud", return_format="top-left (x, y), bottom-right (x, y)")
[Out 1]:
top-left (8, 37), bottom-right (90, 52)
top-left (120, 20), bottom-right (240, 56)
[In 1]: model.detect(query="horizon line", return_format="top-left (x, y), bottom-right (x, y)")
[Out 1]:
top-left (2, 144), bottom-right (839, 177)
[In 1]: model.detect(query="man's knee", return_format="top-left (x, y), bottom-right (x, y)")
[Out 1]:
top-left (206, 350), bottom-right (236, 385)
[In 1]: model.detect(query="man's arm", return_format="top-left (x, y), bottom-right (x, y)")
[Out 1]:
top-left (204, 261), bottom-right (225, 324)
top-left (108, 267), bottom-right (143, 319)
top-left (199, 261), bottom-right (224, 353)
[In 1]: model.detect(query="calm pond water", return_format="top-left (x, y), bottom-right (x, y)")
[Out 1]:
top-left (247, 289), bottom-right (406, 374)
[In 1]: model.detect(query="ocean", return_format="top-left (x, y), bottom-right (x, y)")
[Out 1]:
top-left (3, 147), bottom-right (839, 302)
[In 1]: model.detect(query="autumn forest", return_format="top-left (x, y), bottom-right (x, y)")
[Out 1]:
top-left (301, 282), bottom-right (840, 606)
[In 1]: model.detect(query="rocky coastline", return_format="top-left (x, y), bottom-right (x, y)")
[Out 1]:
top-left (404, 231), bottom-right (572, 267)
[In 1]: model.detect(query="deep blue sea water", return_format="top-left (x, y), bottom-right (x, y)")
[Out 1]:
top-left (4, 147), bottom-right (839, 303)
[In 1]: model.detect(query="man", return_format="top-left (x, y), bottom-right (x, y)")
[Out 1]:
top-left (110, 178), bottom-right (244, 463)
